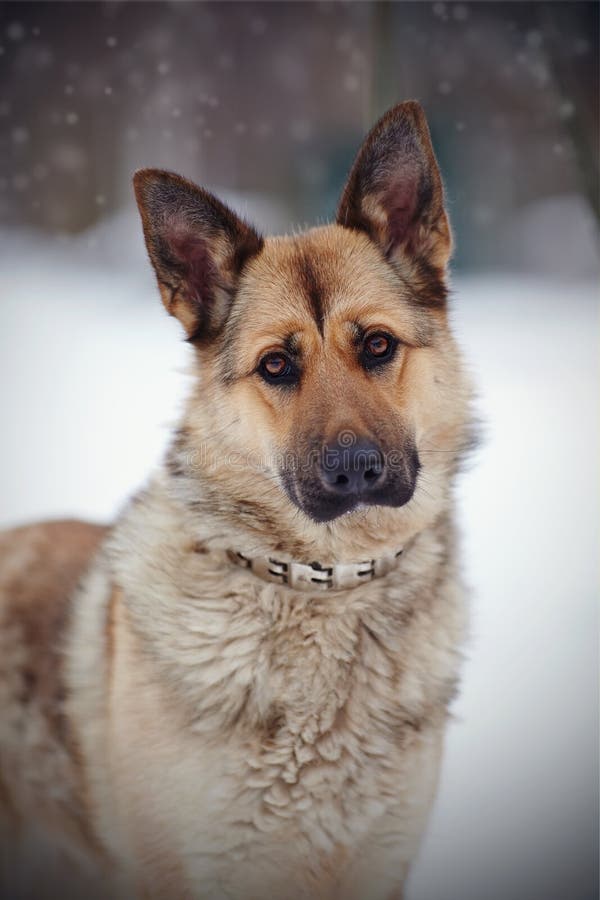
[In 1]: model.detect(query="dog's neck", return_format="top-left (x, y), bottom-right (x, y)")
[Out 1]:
top-left (226, 547), bottom-right (405, 592)
top-left (115, 471), bottom-right (456, 636)
top-left (111, 477), bottom-right (463, 746)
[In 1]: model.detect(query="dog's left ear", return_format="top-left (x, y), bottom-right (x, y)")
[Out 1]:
top-left (337, 101), bottom-right (452, 278)
top-left (133, 169), bottom-right (263, 341)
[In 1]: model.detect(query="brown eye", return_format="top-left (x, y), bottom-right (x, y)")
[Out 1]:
top-left (259, 352), bottom-right (299, 386)
top-left (264, 354), bottom-right (287, 376)
top-left (361, 331), bottom-right (398, 370)
top-left (366, 334), bottom-right (390, 356)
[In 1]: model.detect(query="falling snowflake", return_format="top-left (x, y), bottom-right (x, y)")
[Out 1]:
top-left (559, 100), bottom-right (575, 120)
top-left (249, 17), bottom-right (267, 36)
top-left (11, 127), bottom-right (29, 144)
top-left (289, 119), bottom-right (312, 142)
top-left (526, 30), bottom-right (543, 50)
top-left (6, 22), bottom-right (25, 42)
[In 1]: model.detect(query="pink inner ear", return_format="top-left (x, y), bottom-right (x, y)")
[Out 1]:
top-left (165, 225), bottom-right (217, 306)
top-left (381, 176), bottom-right (420, 255)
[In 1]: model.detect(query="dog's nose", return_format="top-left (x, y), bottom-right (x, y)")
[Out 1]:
top-left (320, 436), bottom-right (385, 496)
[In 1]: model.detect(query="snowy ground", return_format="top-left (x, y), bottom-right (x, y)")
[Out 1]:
top-left (0, 218), bottom-right (597, 899)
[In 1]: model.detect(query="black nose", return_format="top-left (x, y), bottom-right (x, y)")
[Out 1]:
top-left (320, 436), bottom-right (385, 496)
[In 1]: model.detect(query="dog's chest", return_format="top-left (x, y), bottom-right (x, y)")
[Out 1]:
top-left (114, 536), bottom-right (457, 868)
top-left (186, 590), bottom-right (410, 848)
top-left (103, 534), bottom-right (462, 896)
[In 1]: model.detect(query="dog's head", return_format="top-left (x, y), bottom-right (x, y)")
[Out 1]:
top-left (134, 102), bottom-right (471, 556)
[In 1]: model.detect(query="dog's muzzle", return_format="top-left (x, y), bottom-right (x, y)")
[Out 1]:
top-left (227, 547), bottom-right (403, 592)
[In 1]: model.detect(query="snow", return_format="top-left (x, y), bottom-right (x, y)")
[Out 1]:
top-left (0, 223), bottom-right (597, 899)
top-left (410, 276), bottom-right (598, 900)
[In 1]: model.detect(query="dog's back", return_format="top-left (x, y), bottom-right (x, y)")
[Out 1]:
top-left (0, 521), bottom-right (107, 897)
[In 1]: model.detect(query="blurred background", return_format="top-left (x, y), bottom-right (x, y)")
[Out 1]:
top-left (0, 2), bottom-right (598, 900)
top-left (0, 0), bottom-right (598, 272)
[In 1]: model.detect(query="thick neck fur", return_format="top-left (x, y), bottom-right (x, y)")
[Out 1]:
top-left (108, 467), bottom-right (467, 755)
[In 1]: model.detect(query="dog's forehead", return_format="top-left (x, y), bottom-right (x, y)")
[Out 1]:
top-left (236, 224), bottom-right (411, 331)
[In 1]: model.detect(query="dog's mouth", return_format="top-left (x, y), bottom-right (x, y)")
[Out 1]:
top-left (280, 446), bottom-right (420, 524)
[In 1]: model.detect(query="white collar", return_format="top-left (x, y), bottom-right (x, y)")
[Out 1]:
top-left (227, 547), bottom-right (403, 592)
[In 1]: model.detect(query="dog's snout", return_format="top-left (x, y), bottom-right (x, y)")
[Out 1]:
top-left (320, 437), bottom-right (385, 496)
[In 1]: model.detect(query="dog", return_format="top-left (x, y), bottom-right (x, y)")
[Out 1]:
top-left (0, 101), bottom-right (473, 900)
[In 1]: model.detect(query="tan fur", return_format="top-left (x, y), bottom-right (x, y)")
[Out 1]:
top-left (0, 521), bottom-right (108, 898)
top-left (0, 104), bottom-right (473, 899)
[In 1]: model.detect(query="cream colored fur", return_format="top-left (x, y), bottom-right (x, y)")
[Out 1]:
top-left (0, 464), bottom-right (469, 898)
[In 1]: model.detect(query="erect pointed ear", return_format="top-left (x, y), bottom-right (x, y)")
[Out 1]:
top-left (337, 101), bottom-right (452, 279)
top-left (133, 169), bottom-right (263, 341)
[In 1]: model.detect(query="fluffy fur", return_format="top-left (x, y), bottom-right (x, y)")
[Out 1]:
top-left (0, 102), bottom-right (473, 899)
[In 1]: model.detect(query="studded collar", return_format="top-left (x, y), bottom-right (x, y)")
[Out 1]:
top-left (227, 547), bottom-right (403, 592)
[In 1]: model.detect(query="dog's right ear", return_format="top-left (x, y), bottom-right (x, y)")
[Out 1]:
top-left (133, 169), bottom-right (263, 341)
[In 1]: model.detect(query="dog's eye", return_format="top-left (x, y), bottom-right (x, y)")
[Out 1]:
top-left (361, 332), bottom-right (398, 369)
top-left (366, 334), bottom-right (390, 356)
top-left (258, 352), bottom-right (299, 386)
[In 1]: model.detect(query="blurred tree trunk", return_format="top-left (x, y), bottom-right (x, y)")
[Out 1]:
top-left (540, 2), bottom-right (599, 224)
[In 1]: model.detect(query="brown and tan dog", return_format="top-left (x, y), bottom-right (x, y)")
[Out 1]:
top-left (0, 102), bottom-right (473, 899)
